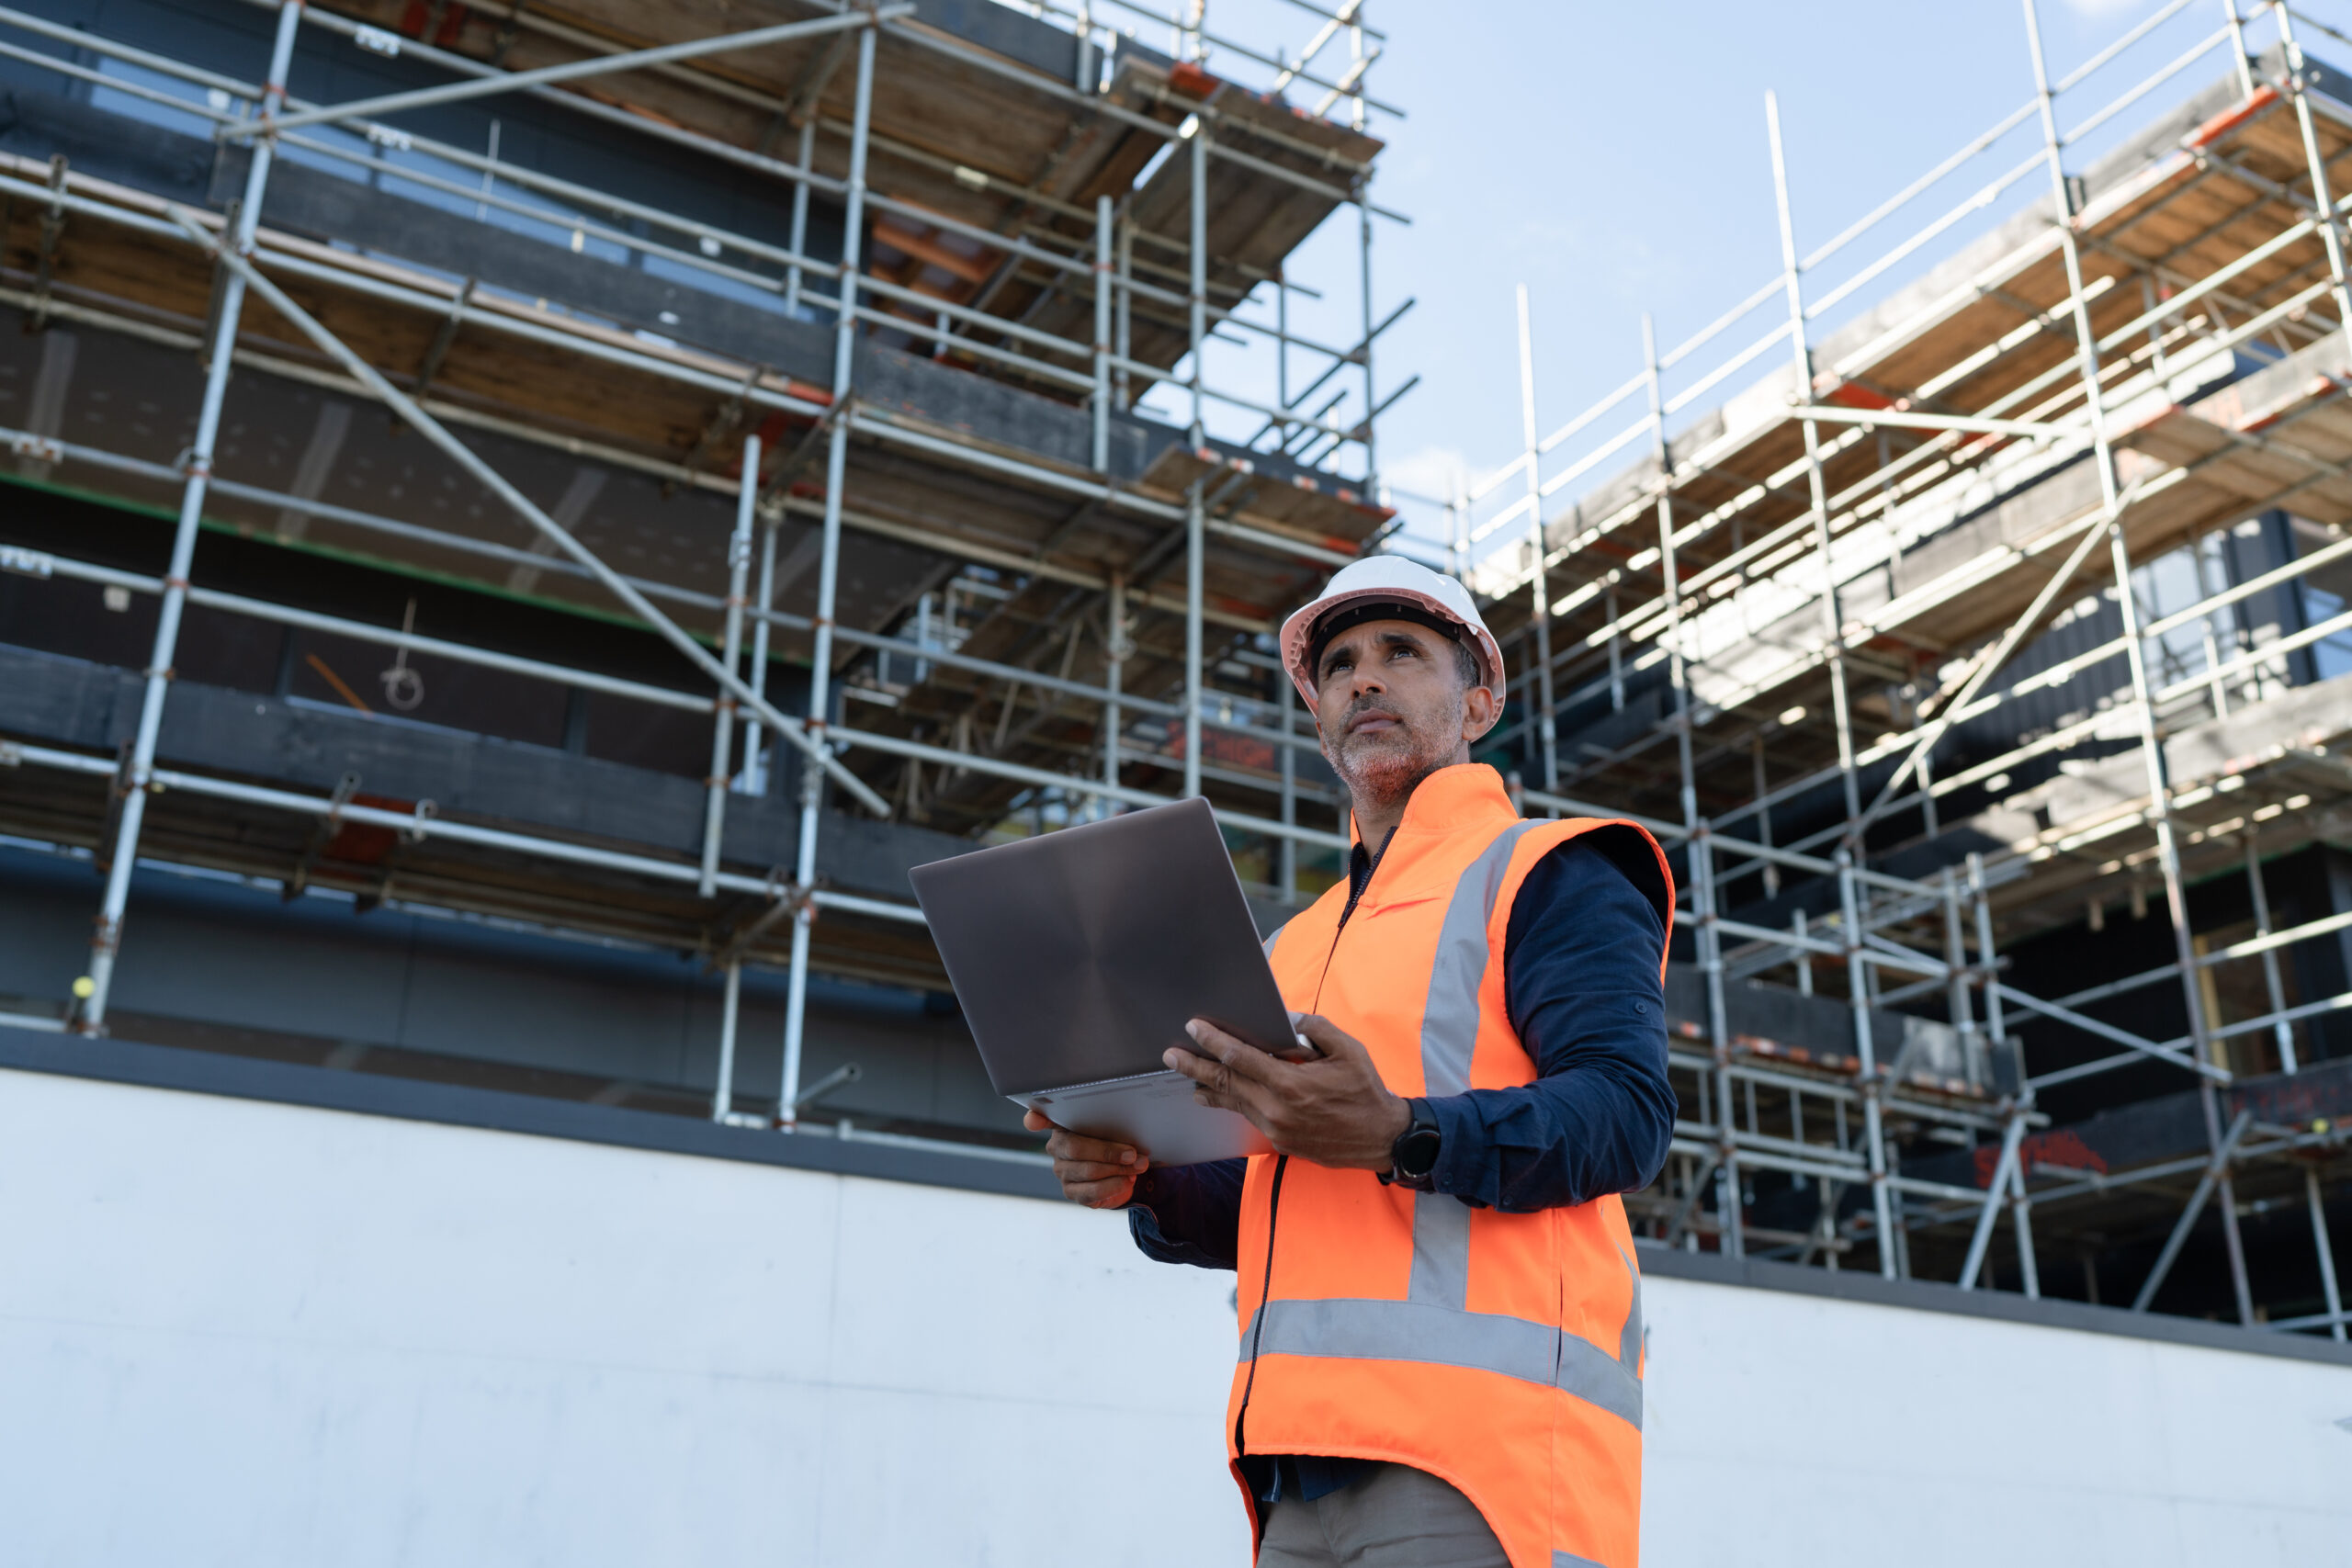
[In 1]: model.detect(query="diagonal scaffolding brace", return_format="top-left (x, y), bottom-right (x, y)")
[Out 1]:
top-left (166, 208), bottom-right (891, 819)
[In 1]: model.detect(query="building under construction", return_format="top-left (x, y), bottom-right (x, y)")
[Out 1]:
top-left (0, 0), bottom-right (1388, 1129)
top-left (1, 9), bottom-right (2350, 1554)
top-left (1445, 0), bottom-right (2352, 1336)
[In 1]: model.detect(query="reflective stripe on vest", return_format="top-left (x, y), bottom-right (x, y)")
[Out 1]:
top-left (1238, 1243), bottom-right (1645, 1432)
top-left (1408, 818), bottom-right (1539, 1312)
top-left (1239, 771), bottom-right (1669, 1568)
top-left (1248, 813), bottom-right (1645, 1431)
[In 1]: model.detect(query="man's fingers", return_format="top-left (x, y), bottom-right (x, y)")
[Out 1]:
top-left (1064, 1175), bottom-right (1136, 1209)
top-left (1043, 1126), bottom-right (1144, 1168)
top-left (1162, 1044), bottom-right (1268, 1117)
top-left (1180, 1019), bottom-right (1285, 1083)
top-left (1055, 1156), bottom-right (1147, 1184)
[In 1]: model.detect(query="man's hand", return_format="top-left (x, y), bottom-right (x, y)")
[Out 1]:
top-left (1166, 1013), bottom-right (1411, 1170)
top-left (1023, 1107), bottom-right (1148, 1208)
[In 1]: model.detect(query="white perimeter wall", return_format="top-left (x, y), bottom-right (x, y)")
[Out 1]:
top-left (3, 1067), bottom-right (2348, 1567)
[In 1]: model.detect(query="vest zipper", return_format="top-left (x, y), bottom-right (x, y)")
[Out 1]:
top-left (1231, 1151), bottom-right (1285, 1465)
top-left (1233, 829), bottom-right (1390, 1472)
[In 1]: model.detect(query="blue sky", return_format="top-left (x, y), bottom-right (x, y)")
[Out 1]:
top-left (1125, 0), bottom-right (2323, 560)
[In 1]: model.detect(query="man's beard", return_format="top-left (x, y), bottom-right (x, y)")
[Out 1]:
top-left (1327, 694), bottom-right (1456, 809)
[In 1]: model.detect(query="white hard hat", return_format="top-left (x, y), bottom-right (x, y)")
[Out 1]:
top-left (1279, 555), bottom-right (1505, 706)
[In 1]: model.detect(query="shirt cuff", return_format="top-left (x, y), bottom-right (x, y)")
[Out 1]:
top-left (1419, 1092), bottom-right (1495, 1208)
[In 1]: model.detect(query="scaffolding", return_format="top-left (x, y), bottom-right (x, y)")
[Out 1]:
top-left (0, 0), bottom-right (2345, 1337)
top-left (0, 0), bottom-right (1396, 1123)
top-left (1444, 0), bottom-right (2352, 1333)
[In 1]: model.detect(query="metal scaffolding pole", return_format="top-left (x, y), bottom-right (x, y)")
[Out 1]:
top-left (2275, 4), bottom-right (2352, 344)
top-left (1765, 93), bottom-right (1861, 828)
top-left (1642, 314), bottom-right (1698, 834)
top-left (701, 431), bottom-right (761, 897)
top-left (2310, 1166), bottom-right (2347, 1344)
top-left (1183, 123), bottom-right (1208, 801)
top-left (2244, 836), bottom-right (2299, 1074)
top-left (2023, 0), bottom-right (2255, 1324)
top-left (162, 229), bottom-right (888, 817)
top-left (227, 8), bottom-right (906, 139)
top-left (1279, 671), bottom-right (1299, 901)
top-left (77, 0), bottom-right (301, 1033)
top-left (782, 22), bottom-right (876, 1130)
top-left (1696, 828), bottom-right (1740, 1256)
top-left (1838, 851), bottom-right (1900, 1279)
top-left (1093, 194), bottom-right (1114, 473)
top-left (1514, 285), bottom-right (1557, 793)
top-left (712, 957), bottom-right (743, 1122)
top-left (1359, 185), bottom-right (1378, 494)
top-left (1114, 209), bottom-right (1135, 411)
top-left (1104, 573), bottom-right (1125, 816)
top-left (786, 118), bottom-right (814, 317)
top-left (741, 514), bottom-right (780, 796)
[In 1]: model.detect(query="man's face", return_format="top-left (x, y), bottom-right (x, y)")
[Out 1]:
top-left (1310, 618), bottom-right (1489, 800)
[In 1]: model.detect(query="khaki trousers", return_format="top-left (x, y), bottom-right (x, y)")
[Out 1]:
top-left (1255, 1462), bottom-right (1509, 1568)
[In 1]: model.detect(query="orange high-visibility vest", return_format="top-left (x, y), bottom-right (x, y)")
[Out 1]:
top-left (1235, 763), bottom-right (1672, 1568)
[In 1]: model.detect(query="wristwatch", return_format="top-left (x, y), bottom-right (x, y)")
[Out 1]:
top-left (1384, 1097), bottom-right (1442, 1190)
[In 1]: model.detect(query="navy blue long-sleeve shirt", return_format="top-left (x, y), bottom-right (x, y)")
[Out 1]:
top-left (1123, 829), bottom-right (1673, 1266)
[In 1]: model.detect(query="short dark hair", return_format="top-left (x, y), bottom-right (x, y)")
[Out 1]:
top-left (1310, 603), bottom-right (1486, 692)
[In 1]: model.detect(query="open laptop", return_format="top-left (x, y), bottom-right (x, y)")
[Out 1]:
top-left (909, 797), bottom-right (1299, 1168)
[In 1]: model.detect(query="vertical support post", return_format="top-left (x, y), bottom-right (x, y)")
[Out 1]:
top-left (1445, 473), bottom-right (1464, 582)
top-left (2009, 1140), bottom-right (2041, 1299)
top-left (2198, 533), bottom-right (2233, 718)
top-left (1348, 6), bottom-right (1366, 131)
top-left (1183, 121), bottom-right (1207, 801)
top-left (1092, 194), bottom-right (1113, 474)
top-left (1697, 825), bottom-right (1738, 1257)
top-left (1358, 188), bottom-right (1377, 495)
top-left (2221, 0), bottom-right (2256, 100)
top-left (1102, 573), bottom-right (1125, 815)
top-left (1752, 737), bottom-right (1778, 896)
top-left (711, 957), bottom-right (742, 1122)
top-left (2309, 1167), bottom-right (2346, 1343)
top-left (78, 0), bottom-right (302, 1032)
top-left (782, 19), bottom-right (876, 1129)
top-left (1114, 209), bottom-right (1134, 412)
top-left (786, 119), bottom-right (814, 318)
top-left (1970, 850), bottom-right (2011, 1099)
top-left (1074, 0), bottom-right (1094, 92)
top-left (1838, 851), bottom-right (1899, 1279)
top-left (1514, 285), bottom-right (1557, 793)
top-left (741, 513), bottom-right (780, 796)
top-left (1793, 908), bottom-right (1813, 996)
top-left (1644, 312), bottom-right (1697, 833)
top-left (2244, 836), bottom-right (2298, 1073)
top-left (1279, 672), bottom-right (1298, 901)
top-left (1278, 270), bottom-right (1291, 442)
top-left (701, 432), bottom-right (762, 897)
top-left (1766, 92), bottom-right (1861, 829)
top-left (2023, 0), bottom-right (2253, 1324)
top-left (1606, 582), bottom-right (1623, 711)
top-left (1944, 868), bottom-right (1980, 1086)
top-left (2278, 4), bottom-right (2352, 344)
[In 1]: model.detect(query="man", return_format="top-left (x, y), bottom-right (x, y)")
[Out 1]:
top-left (1025, 557), bottom-right (1673, 1568)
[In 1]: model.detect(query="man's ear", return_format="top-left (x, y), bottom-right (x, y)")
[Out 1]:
top-left (1463, 682), bottom-right (1501, 744)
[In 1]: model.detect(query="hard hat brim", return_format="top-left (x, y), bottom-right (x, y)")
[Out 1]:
top-left (1281, 572), bottom-right (1506, 708)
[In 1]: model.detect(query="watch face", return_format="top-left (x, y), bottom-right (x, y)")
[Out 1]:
top-left (1398, 1127), bottom-right (1442, 1179)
